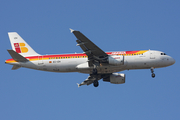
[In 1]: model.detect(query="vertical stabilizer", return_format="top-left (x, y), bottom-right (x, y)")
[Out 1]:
top-left (8, 32), bottom-right (40, 57)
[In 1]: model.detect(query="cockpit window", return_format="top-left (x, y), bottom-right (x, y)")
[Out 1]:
top-left (161, 53), bottom-right (167, 55)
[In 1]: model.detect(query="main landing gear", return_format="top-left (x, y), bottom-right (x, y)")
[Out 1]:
top-left (92, 68), bottom-right (98, 75)
top-left (92, 63), bottom-right (99, 87)
top-left (92, 62), bottom-right (98, 75)
top-left (93, 80), bottom-right (99, 87)
top-left (151, 67), bottom-right (155, 78)
top-left (92, 68), bottom-right (99, 87)
top-left (92, 69), bottom-right (99, 87)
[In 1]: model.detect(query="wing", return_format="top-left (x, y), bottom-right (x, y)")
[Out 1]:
top-left (77, 74), bottom-right (102, 87)
top-left (77, 75), bottom-right (96, 87)
top-left (70, 29), bottom-right (111, 87)
top-left (77, 74), bottom-right (111, 87)
top-left (70, 29), bottom-right (108, 63)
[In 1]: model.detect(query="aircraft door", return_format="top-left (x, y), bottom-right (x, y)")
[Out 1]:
top-left (150, 51), bottom-right (155, 59)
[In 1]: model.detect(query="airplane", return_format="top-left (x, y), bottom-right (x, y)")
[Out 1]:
top-left (5, 29), bottom-right (175, 87)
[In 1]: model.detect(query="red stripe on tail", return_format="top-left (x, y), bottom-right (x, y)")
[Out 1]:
top-left (14, 43), bottom-right (21, 53)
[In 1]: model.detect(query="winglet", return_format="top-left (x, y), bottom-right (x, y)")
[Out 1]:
top-left (69, 28), bottom-right (75, 33)
top-left (77, 83), bottom-right (80, 88)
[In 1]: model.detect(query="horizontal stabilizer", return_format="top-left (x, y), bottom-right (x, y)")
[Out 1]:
top-left (7, 49), bottom-right (29, 62)
top-left (12, 65), bottom-right (21, 70)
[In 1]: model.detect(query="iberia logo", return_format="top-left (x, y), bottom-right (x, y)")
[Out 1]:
top-left (14, 43), bottom-right (28, 53)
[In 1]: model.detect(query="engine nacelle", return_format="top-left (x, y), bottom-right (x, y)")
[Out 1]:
top-left (108, 56), bottom-right (124, 65)
top-left (103, 73), bottom-right (125, 84)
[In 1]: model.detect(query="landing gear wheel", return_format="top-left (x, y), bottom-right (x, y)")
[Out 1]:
top-left (150, 67), bottom-right (155, 78)
top-left (93, 80), bottom-right (99, 87)
top-left (152, 73), bottom-right (155, 78)
top-left (92, 68), bottom-right (97, 75)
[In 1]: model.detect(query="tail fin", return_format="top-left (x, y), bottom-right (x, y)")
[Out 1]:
top-left (8, 32), bottom-right (39, 57)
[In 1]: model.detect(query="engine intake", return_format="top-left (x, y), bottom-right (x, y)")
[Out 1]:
top-left (103, 73), bottom-right (125, 84)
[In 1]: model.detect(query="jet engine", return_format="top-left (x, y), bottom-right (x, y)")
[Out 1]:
top-left (103, 73), bottom-right (125, 84)
top-left (108, 56), bottom-right (124, 65)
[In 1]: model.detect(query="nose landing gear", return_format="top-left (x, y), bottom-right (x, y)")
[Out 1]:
top-left (151, 67), bottom-right (155, 78)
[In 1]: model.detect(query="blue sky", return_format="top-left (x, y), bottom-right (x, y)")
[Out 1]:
top-left (1, 0), bottom-right (180, 119)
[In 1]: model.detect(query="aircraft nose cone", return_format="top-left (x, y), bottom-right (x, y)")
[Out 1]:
top-left (169, 57), bottom-right (175, 65)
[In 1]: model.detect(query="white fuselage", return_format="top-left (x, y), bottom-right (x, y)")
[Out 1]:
top-left (7, 50), bottom-right (175, 74)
